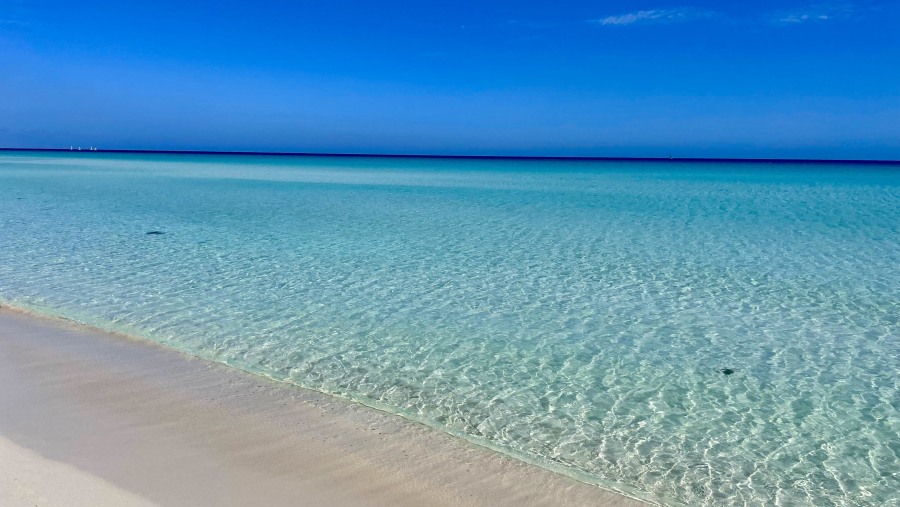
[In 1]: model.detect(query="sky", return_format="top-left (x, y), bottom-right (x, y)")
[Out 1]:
top-left (1, 1), bottom-right (899, 159)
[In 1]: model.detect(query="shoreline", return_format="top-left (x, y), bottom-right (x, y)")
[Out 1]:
top-left (0, 307), bottom-right (648, 506)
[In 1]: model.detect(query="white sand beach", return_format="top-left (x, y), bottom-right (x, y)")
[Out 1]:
top-left (0, 308), bottom-right (646, 506)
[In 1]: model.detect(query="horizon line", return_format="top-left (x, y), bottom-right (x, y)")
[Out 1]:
top-left (1, 147), bottom-right (898, 165)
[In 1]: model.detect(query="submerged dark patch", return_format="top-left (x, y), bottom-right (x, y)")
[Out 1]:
top-left (146, 231), bottom-right (165, 235)
top-left (720, 368), bottom-right (735, 375)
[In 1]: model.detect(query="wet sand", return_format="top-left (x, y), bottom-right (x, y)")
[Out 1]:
top-left (0, 308), bottom-right (647, 506)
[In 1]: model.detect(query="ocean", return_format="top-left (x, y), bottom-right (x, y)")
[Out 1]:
top-left (1, 152), bottom-right (897, 506)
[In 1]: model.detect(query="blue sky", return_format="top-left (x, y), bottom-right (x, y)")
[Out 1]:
top-left (2, 1), bottom-right (898, 158)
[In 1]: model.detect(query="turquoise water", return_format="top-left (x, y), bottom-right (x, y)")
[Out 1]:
top-left (1, 152), bottom-right (898, 506)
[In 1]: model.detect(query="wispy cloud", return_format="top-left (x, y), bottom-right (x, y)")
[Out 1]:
top-left (771, 1), bottom-right (858, 24)
top-left (591, 7), bottom-right (714, 26)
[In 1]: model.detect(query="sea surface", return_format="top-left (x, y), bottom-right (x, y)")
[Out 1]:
top-left (1, 152), bottom-right (898, 506)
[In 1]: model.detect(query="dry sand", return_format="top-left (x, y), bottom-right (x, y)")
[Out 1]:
top-left (0, 307), bottom-right (648, 506)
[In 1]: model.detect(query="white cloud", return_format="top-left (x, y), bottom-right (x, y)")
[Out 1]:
top-left (772, 2), bottom-right (858, 24)
top-left (777, 14), bottom-right (830, 23)
top-left (593, 8), bottom-right (713, 26)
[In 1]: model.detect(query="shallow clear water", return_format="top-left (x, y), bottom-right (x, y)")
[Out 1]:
top-left (1, 152), bottom-right (898, 506)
